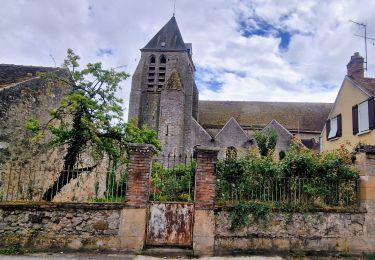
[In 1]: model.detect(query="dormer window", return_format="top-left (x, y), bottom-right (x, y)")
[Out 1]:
top-left (326, 114), bottom-right (342, 140)
top-left (161, 42), bottom-right (166, 47)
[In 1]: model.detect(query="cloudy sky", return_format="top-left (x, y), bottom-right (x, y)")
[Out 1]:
top-left (1, 0), bottom-right (375, 119)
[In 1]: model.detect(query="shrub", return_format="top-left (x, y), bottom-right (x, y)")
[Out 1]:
top-left (216, 138), bottom-right (359, 207)
top-left (0, 247), bottom-right (21, 255)
top-left (255, 128), bottom-right (278, 156)
top-left (149, 161), bottom-right (195, 202)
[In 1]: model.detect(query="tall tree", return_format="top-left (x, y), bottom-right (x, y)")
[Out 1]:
top-left (27, 49), bottom-right (160, 201)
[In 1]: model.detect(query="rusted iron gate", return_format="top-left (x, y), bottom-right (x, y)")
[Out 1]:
top-left (146, 202), bottom-right (194, 246)
top-left (146, 154), bottom-right (196, 246)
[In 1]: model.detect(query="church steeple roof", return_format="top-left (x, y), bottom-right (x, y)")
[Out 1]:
top-left (142, 16), bottom-right (186, 51)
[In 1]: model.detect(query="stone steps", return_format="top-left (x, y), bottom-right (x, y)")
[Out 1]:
top-left (143, 247), bottom-right (194, 258)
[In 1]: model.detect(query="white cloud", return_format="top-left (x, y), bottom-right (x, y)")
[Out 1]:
top-left (1, 0), bottom-right (375, 120)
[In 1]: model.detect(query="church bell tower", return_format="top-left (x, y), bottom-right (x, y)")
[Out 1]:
top-left (128, 16), bottom-right (199, 157)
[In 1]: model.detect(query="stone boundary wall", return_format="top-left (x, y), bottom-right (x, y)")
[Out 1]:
top-left (0, 145), bottom-right (374, 256)
top-left (215, 209), bottom-right (368, 255)
top-left (0, 203), bottom-right (124, 251)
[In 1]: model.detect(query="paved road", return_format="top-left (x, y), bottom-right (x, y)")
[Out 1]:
top-left (0, 253), bottom-right (284, 260)
top-left (1, 253), bottom-right (365, 259)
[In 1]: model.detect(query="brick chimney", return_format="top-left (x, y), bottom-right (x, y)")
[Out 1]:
top-left (347, 52), bottom-right (364, 79)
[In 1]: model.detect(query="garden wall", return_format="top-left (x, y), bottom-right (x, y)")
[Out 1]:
top-left (0, 203), bottom-right (124, 251)
top-left (1, 145), bottom-right (375, 256)
top-left (214, 209), bottom-right (370, 255)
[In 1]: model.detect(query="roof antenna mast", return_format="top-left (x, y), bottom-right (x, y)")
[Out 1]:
top-left (350, 20), bottom-right (375, 72)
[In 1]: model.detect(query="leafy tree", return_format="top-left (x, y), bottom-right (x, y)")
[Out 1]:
top-left (254, 128), bottom-right (278, 156)
top-left (27, 49), bottom-right (160, 201)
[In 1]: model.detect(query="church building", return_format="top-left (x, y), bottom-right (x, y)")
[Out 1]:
top-left (128, 16), bottom-right (332, 158)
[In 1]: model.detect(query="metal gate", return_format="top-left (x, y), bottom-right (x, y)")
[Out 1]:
top-left (146, 202), bottom-right (194, 246)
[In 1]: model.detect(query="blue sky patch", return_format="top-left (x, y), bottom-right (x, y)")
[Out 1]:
top-left (96, 48), bottom-right (113, 57)
top-left (278, 31), bottom-right (291, 50)
top-left (238, 16), bottom-right (292, 51)
top-left (195, 67), bottom-right (223, 92)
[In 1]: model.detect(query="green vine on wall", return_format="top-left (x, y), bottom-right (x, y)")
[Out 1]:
top-left (229, 201), bottom-right (272, 230)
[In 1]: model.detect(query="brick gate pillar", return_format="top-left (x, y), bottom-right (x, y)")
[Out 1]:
top-left (193, 146), bottom-right (220, 256)
top-left (119, 143), bottom-right (156, 253)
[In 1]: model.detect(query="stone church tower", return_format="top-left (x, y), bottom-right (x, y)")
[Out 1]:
top-left (128, 16), bottom-right (199, 157)
top-left (128, 16), bottom-right (331, 159)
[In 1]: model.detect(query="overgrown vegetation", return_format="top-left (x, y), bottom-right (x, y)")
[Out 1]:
top-left (27, 227), bottom-right (40, 236)
top-left (255, 128), bottom-right (278, 156)
top-left (0, 246), bottom-right (22, 255)
top-left (229, 201), bottom-right (273, 230)
top-left (366, 252), bottom-right (375, 260)
top-left (217, 138), bottom-right (359, 229)
top-left (26, 49), bottom-right (160, 201)
top-left (150, 161), bottom-right (196, 202)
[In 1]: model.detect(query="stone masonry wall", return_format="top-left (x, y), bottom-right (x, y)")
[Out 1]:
top-left (215, 210), bottom-right (367, 254)
top-left (0, 71), bottom-right (69, 166)
top-left (159, 88), bottom-right (185, 156)
top-left (0, 71), bottom-right (115, 202)
top-left (0, 203), bottom-right (123, 251)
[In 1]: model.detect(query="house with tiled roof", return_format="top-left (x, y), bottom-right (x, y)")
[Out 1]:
top-left (322, 52), bottom-right (375, 151)
top-left (128, 16), bottom-right (333, 158)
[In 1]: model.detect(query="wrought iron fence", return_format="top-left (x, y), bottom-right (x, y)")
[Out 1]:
top-left (0, 165), bottom-right (127, 203)
top-left (149, 153), bottom-right (196, 202)
top-left (216, 176), bottom-right (360, 207)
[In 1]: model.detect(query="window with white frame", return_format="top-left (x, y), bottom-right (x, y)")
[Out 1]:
top-left (326, 114), bottom-right (342, 141)
top-left (352, 97), bottom-right (375, 135)
top-left (358, 100), bottom-right (370, 133)
top-left (328, 116), bottom-right (338, 139)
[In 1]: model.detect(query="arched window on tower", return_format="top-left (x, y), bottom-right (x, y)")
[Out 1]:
top-left (157, 55), bottom-right (167, 89)
top-left (150, 55), bottom-right (156, 64)
top-left (147, 55), bottom-right (156, 92)
top-left (160, 55), bottom-right (166, 64)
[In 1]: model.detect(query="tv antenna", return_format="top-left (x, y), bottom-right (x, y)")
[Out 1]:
top-left (350, 20), bottom-right (375, 72)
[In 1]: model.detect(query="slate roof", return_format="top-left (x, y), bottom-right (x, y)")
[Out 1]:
top-left (262, 119), bottom-right (293, 137)
top-left (142, 16), bottom-right (187, 51)
top-left (198, 101), bottom-right (333, 132)
top-left (351, 77), bottom-right (375, 96)
top-left (0, 64), bottom-right (58, 89)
